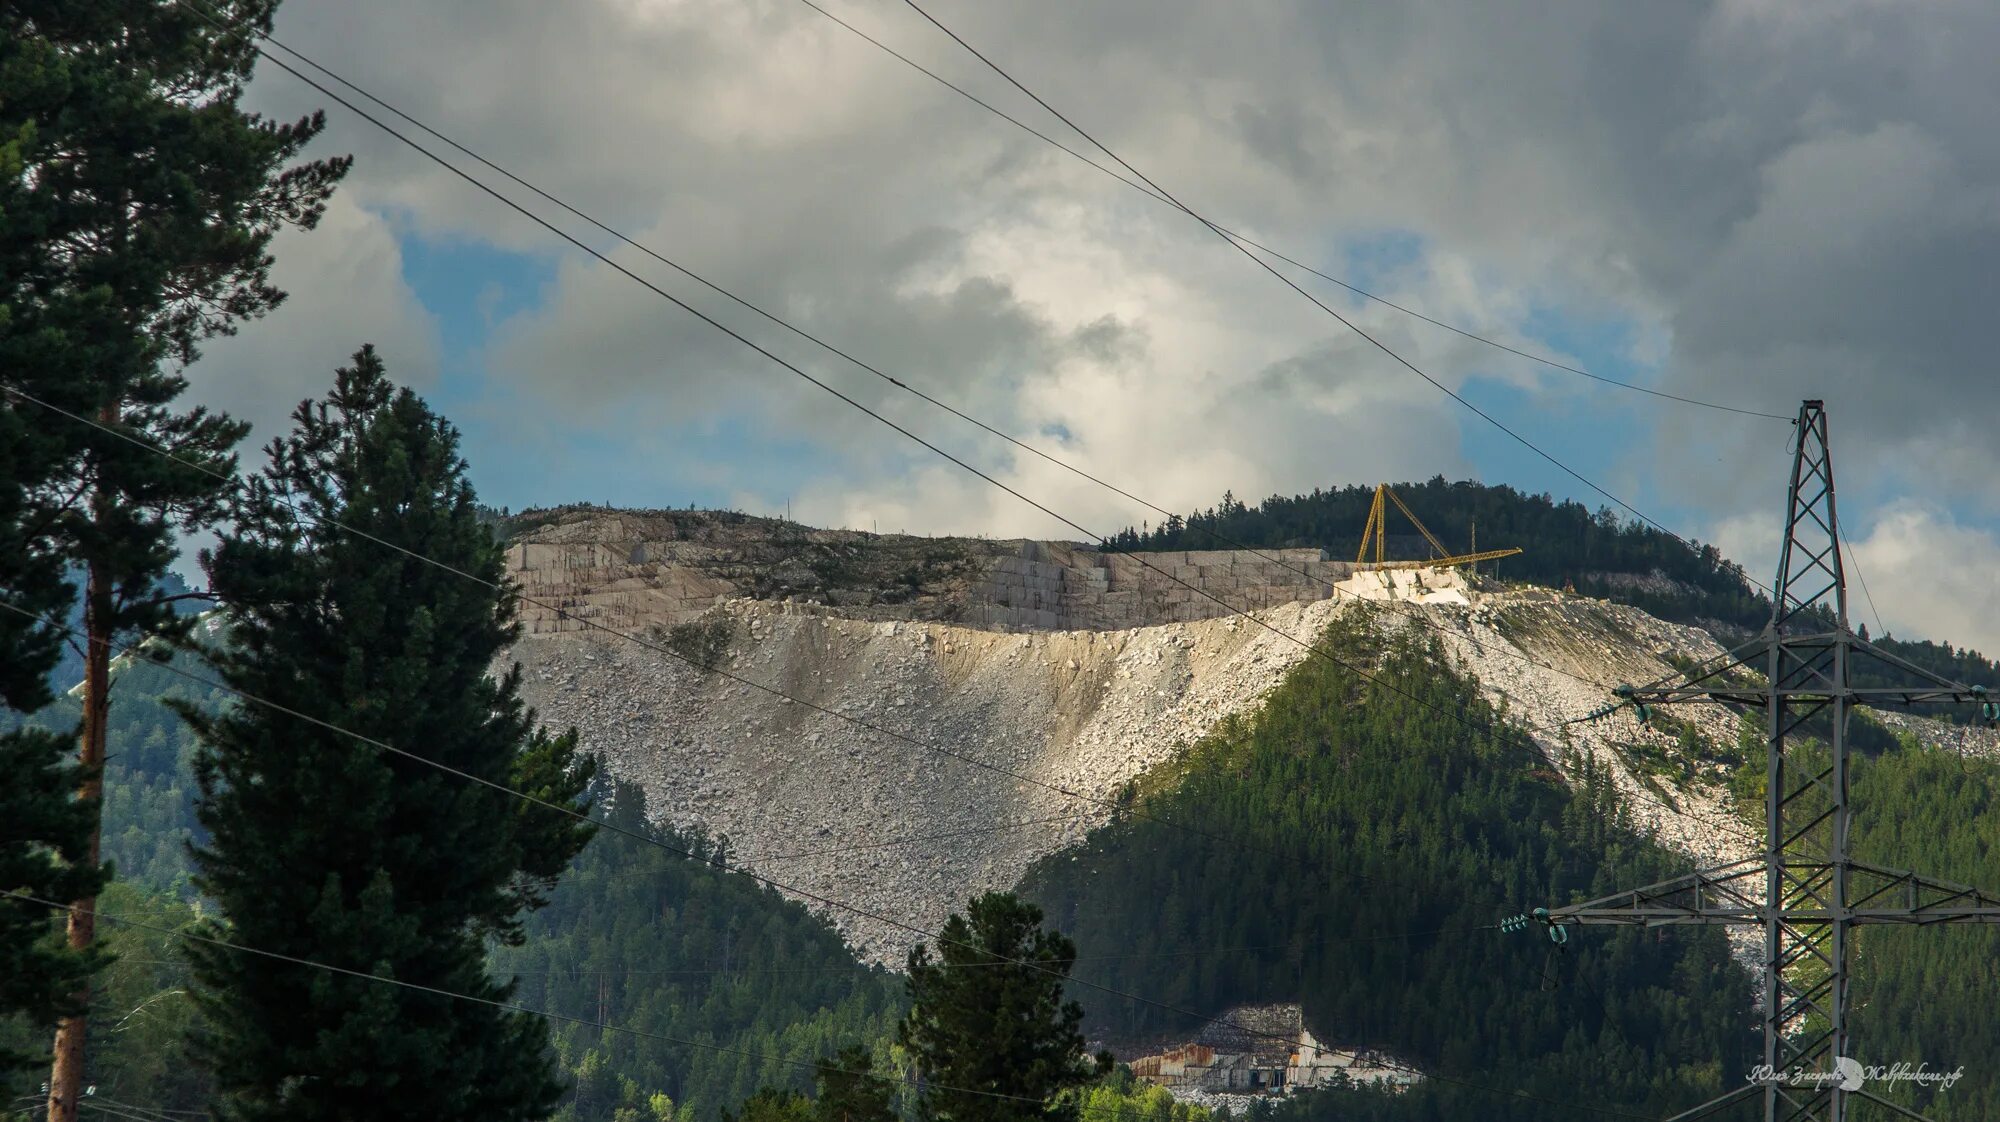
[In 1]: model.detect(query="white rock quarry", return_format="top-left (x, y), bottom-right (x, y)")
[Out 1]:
top-left (501, 552), bottom-right (2000, 967)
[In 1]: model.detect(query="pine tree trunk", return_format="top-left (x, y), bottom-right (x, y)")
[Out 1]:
top-left (48, 535), bottom-right (111, 1122)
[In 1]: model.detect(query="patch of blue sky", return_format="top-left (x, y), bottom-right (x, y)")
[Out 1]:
top-left (466, 400), bottom-right (854, 518)
top-left (396, 232), bottom-right (554, 396)
top-left (1449, 300), bottom-right (1697, 528)
top-left (1297, 228), bottom-right (1697, 529)
top-left (1315, 229), bottom-right (1427, 313)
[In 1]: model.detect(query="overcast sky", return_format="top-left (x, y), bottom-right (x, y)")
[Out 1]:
top-left (183, 0), bottom-right (2000, 655)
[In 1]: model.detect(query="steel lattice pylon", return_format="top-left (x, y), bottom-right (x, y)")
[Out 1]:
top-left (1540, 401), bottom-right (2000, 1122)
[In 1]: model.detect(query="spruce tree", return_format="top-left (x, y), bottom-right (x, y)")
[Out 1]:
top-left (900, 893), bottom-right (1110, 1122)
top-left (2, 5), bottom-right (348, 1114)
top-left (183, 347), bottom-right (594, 1122)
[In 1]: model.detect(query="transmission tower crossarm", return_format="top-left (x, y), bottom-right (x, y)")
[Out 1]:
top-left (1627, 683), bottom-right (1988, 707)
top-left (1610, 626), bottom-right (1993, 712)
top-left (1544, 857), bottom-right (2000, 927)
top-left (1843, 859), bottom-right (2000, 923)
top-left (1530, 401), bottom-right (1998, 1122)
top-left (1545, 858), bottom-right (1766, 927)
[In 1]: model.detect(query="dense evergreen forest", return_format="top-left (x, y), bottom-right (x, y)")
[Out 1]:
top-left (1022, 613), bottom-right (1754, 1119)
top-left (0, 658), bottom-right (904, 1122)
top-left (8, 501), bottom-right (2000, 1120)
top-left (1110, 480), bottom-right (2000, 709)
top-left (1742, 733), bottom-right (2000, 1121)
top-left (492, 780), bottom-right (906, 1122)
top-left (1023, 613), bottom-right (2000, 1120)
top-left (1109, 479), bottom-right (1767, 629)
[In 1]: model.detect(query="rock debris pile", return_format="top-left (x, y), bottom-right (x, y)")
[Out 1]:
top-left (502, 516), bottom-right (1989, 964)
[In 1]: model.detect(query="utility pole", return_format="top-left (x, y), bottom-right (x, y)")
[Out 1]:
top-left (1537, 400), bottom-right (2000, 1122)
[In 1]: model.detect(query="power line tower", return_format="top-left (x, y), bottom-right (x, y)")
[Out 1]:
top-left (1540, 400), bottom-right (2000, 1122)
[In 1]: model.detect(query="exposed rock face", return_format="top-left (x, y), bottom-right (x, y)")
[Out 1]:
top-left (502, 507), bottom-right (1356, 636)
top-left (512, 594), bottom-right (1347, 965)
top-left (502, 510), bottom-right (1991, 965)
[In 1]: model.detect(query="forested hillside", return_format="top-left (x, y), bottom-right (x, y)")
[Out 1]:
top-left (493, 780), bottom-right (906, 1122)
top-left (1111, 480), bottom-right (2000, 709)
top-left (1767, 737), bottom-right (2000, 1120)
top-left (1022, 611), bottom-right (1753, 1119)
top-left (1110, 479), bottom-right (1767, 629)
top-left (7, 542), bottom-right (1999, 1120)
top-left (1023, 611), bottom-right (2000, 1119)
top-left (1, 660), bottom-right (903, 1122)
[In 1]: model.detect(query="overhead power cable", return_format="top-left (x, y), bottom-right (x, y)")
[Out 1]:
top-left (81, 1102), bottom-right (196, 1122)
top-left (10, 888), bottom-right (1654, 1121)
top-left (21, 0), bottom-right (1776, 836)
top-left (0, 891), bottom-right (1110, 1122)
top-left (4, 581), bottom-right (1543, 932)
top-left (0, 653), bottom-right (1632, 1122)
top-left (192, 12), bottom-right (1661, 706)
top-left (3, 385), bottom-right (1763, 909)
top-left (166, 0), bottom-right (1782, 853)
top-left (492, 811), bottom-right (1096, 899)
top-left (110, 924), bottom-right (1490, 980)
top-left (0, 606), bottom-right (1669, 1117)
top-left (159, 1), bottom-right (1723, 811)
top-left (895, 0), bottom-right (1778, 603)
top-left (37, 4), bottom-right (1765, 1004)
top-left (5, 586), bottom-right (1700, 1120)
top-left (1842, 538), bottom-right (1887, 640)
top-left (797, 0), bottom-right (1784, 422)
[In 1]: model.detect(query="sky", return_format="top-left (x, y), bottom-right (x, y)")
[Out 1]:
top-left (180, 0), bottom-right (2000, 656)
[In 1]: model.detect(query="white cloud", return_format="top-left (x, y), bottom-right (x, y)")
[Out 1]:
top-left (1849, 505), bottom-right (2000, 658)
top-left (1707, 499), bottom-right (2000, 659)
top-left (193, 0), bottom-right (2000, 652)
top-left (182, 194), bottom-right (440, 448)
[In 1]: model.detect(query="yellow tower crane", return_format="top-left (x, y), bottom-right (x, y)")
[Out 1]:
top-left (1354, 484), bottom-right (1524, 571)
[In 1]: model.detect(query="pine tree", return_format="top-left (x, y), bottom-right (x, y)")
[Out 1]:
top-left (183, 347), bottom-right (594, 1122)
top-left (0, 385), bottom-right (106, 1074)
top-left (0, 137), bottom-right (108, 1069)
top-left (2, 5), bottom-right (349, 1114)
top-left (899, 893), bottom-right (1109, 1122)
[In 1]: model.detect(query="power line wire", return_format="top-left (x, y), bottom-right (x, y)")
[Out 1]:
top-left (0, 609), bottom-right (1659, 1116)
top-left (1, 890), bottom-right (1096, 1120)
top-left (10, 4), bottom-right (1737, 856)
top-left (1842, 538), bottom-right (1887, 639)
top-left (493, 811), bottom-right (1096, 898)
top-left (795, 0), bottom-right (1787, 422)
top-left (81, 1102), bottom-right (197, 1122)
top-left (2, 884), bottom-right (1641, 1120)
top-left (18, 14), bottom-right (1761, 1058)
top-left (494, 924), bottom-right (1489, 977)
top-left (103, 924), bottom-right (1490, 979)
top-left (200, 14), bottom-right (1667, 706)
top-left (162, 0), bottom-right (1774, 837)
top-left (82, 1097), bottom-right (208, 1122)
top-left (895, 0), bottom-right (1777, 605)
top-left (2, 381), bottom-right (1764, 865)
top-left (7, 586), bottom-right (1545, 926)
